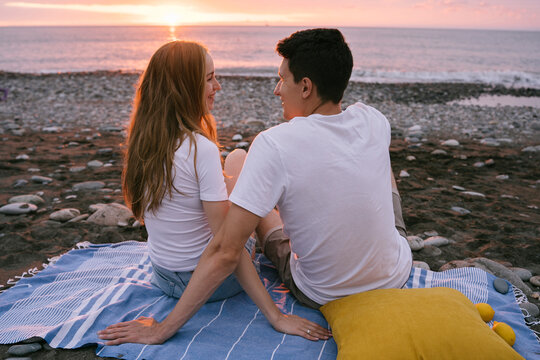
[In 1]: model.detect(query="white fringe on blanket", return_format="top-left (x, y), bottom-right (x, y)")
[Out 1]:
top-left (0, 241), bottom-right (92, 294)
top-left (513, 286), bottom-right (540, 343)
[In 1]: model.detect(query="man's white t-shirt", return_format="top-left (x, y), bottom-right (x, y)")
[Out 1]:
top-left (230, 102), bottom-right (412, 305)
top-left (144, 134), bottom-right (228, 272)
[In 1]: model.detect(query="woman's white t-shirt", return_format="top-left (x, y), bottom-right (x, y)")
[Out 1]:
top-left (144, 134), bottom-right (228, 272)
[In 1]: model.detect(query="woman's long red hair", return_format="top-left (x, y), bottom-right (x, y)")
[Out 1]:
top-left (123, 41), bottom-right (219, 220)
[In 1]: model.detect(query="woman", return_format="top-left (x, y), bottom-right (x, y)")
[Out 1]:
top-left (98, 41), bottom-right (330, 344)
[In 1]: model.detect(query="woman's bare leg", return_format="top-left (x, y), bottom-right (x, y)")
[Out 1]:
top-left (224, 149), bottom-right (247, 195)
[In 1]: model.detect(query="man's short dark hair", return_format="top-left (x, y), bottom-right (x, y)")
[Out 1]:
top-left (276, 28), bottom-right (353, 104)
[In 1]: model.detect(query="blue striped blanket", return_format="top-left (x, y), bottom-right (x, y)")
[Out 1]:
top-left (0, 241), bottom-right (538, 359)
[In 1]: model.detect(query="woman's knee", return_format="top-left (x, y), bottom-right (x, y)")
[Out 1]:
top-left (224, 149), bottom-right (247, 173)
top-left (224, 149), bottom-right (247, 194)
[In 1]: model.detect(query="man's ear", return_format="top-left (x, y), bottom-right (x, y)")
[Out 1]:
top-left (300, 77), bottom-right (313, 99)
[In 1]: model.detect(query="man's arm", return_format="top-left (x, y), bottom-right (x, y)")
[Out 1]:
top-left (98, 204), bottom-right (330, 344)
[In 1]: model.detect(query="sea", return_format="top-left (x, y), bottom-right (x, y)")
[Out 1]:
top-left (1, 26), bottom-right (540, 89)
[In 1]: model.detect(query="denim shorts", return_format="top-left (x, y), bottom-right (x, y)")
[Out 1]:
top-left (151, 237), bottom-right (256, 302)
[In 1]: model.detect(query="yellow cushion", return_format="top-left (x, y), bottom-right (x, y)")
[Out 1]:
top-left (321, 287), bottom-right (524, 360)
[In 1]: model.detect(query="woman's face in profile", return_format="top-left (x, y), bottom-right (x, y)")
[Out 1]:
top-left (205, 53), bottom-right (221, 111)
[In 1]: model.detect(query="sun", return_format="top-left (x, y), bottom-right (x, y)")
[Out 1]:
top-left (163, 13), bottom-right (181, 27)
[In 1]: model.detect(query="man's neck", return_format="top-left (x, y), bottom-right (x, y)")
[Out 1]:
top-left (307, 100), bottom-right (342, 117)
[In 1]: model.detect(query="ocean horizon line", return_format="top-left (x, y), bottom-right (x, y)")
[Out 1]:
top-left (1, 24), bottom-right (539, 33)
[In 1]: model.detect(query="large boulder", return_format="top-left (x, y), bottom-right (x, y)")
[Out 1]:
top-left (87, 203), bottom-right (133, 226)
top-left (440, 257), bottom-right (532, 296)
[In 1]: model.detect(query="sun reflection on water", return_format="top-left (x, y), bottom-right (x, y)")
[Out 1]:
top-left (168, 26), bottom-right (177, 41)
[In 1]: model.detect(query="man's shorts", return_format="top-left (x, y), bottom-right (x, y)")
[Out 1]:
top-left (262, 191), bottom-right (408, 309)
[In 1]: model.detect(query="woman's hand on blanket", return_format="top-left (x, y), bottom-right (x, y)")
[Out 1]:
top-left (98, 316), bottom-right (168, 345)
top-left (272, 314), bottom-right (332, 341)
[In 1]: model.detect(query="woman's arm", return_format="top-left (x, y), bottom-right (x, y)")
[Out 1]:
top-left (234, 248), bottom-right (331, 340)
top-left (202, 200), bottom-right (229, 235)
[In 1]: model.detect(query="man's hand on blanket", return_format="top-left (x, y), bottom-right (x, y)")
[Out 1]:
top-left (98, 316), bottom-right (167, 345)
top-left (271, 313), bottom-right (332, 341)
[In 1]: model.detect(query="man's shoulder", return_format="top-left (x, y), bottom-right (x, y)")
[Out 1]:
top-left (253, 121), bottom-right (296, 144)
top-left (347, 101), bottom-right (385, 118)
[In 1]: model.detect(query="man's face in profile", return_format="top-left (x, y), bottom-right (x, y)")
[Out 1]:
top-left (274, 59), bottom-right (305, 121)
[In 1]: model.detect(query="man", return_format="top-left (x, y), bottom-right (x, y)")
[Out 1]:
top-left (99, 28), bottom-right (412, 344)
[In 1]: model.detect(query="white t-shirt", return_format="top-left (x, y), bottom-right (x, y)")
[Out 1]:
top-left (230, 102), bottom-right (412, 305)
top-left (144, 133), bottom-right (228, 272)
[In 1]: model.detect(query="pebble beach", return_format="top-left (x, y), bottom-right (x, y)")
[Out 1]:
top-left (0, 71), bottom-right (539, 358)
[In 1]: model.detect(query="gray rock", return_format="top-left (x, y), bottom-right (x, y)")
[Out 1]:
top-left (424, 230), bottom-right (439, 237)
top-left (67, 213), bottom-right (89, 223)
top-left (42, 126), bottom-right (62, 133)
top-left (406, 235), bottom-right (424, 251)
top-left (439, 259), bottom-right (531, 295)
top-left (530, 276), bottom-right (540, 287)
top-left (451, 206), bottom-right (471, 215)
top-left (31, 175), bottom-right (53, 184)
top-left (8, 194), bottom-right (44, 205)
top-left (232, 134), bottom-right (243, 141)
top-left (4, 122), bottom-right (20, 130)
top-left (423, 236), bottom-right (452, 247)
top-left (16, 154), bottom-right (29, 160)
top-left (73, 181), bottom-right (105, 191)
top-left (89, 203), bottom-right (107, 213)
top-left (13, 179), bottom-right (28, 188)
top-left (419, 245), bottom-right (442, 257)
top-left (460, 191), bottom-right (486, 198)
top-left (87, 160), bottom-right (104, 168)
top-left (0, 202), bottom-right (38, 215)
top-left (406, 155), bottom-right (416, 161)
top-left (49, 208), bottom-right (80, 222)
top-left (6, 357), bottom-right (32, 360)
top-left (519, 302), bottom-right (540, 318)
top-left (522, 145), bottom-right (540, 153)
top-left (452, 185), bottom-right (465, 191)
top-left (87, 203), bottom-right (133, 226)
top-left (68, 141), bottom-right (80, 147)
top-left (69, 166), bottom-right (86, 173)
top-left (413, 261), bottom-right (430, 270)
top-left (408, 125), bottom-right (422, 133)
top-left (439, 260), bottom-right (471, 271)
top-left (245, 119), bottom-right (265, 128)
top-left (510, 267), bottom-right (532, 282)
top-left (7, 342), bottom-right (42, 356)
top-left (473, 162), bottom-right (485, 168)
top-left (100, 125), bottom-right (123, 132)
top-left (471, 258), bottom-right (532, 295)
top-left (495, 174), bottom-right (509, 180)
top-left (235, 141), bottom-right (250, 148)
top-left (493, 278), bottom-right (509, 294)
top-left (399, 170), bottom-right (410, 178)
top-left (480, 138), bottom-right (500, 146)
top-left (441, 139), bottom-right (460, 147)
top-left (97, 147), bottom-right (113, 155)
top-left (484, 159), bottom-right (495, 166)
top-left (431, 149), bottom-right (447, 156)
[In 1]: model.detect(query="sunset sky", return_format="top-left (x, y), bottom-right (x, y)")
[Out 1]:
top-left (0, 0), bottom-right (538, 30)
